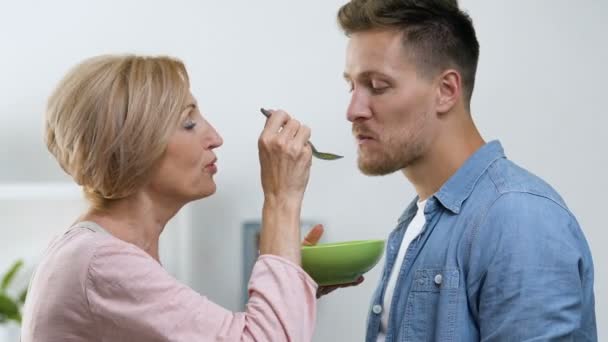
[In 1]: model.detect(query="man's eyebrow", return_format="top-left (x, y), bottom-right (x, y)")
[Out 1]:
top-left (343, 70), bottom-right (391, 80)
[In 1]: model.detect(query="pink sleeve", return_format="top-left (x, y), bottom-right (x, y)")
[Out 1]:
top-left (86, 241), bottom-right (318, 341)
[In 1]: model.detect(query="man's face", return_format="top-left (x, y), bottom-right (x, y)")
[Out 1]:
top-left (344, 29), bottom-right (440, 175)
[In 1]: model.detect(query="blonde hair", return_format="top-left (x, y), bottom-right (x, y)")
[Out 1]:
top-left (45, 55), bottom-right (191, 209)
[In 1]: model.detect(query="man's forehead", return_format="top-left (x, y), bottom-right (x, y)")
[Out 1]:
top-left (347, 29), bottom-right (404, 53)
top-left (345, 39), bottom-right (408, 77)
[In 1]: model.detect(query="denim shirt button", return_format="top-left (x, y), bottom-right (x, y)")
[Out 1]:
top-left (434, 274), bottom-right (443, 286)
top-left (372, 304), bottom-right (383, 314)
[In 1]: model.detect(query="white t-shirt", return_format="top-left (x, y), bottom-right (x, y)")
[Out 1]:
top-left (377, 200), bottom-right (427, 342)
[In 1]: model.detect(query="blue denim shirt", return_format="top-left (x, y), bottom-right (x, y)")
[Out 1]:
top-left (366, 141), bottom-right (596, 341)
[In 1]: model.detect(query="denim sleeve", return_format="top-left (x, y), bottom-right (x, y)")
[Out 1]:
top-left (466, 192), bottom-right (596, 341)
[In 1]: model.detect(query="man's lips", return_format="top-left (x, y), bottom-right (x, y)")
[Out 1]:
top-left (356, 133), bottom-right (374, 140)
top-left (353, 124), bottom-right (376, 140)
top-left (204, 158), bottom-right (218, 173)
top-left (354, 130), bottom-right (377, 144)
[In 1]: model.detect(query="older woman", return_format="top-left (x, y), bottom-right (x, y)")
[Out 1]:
top-left (21, 55), bottom-right (317, 341)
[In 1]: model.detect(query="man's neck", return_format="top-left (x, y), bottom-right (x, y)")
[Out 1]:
top-left (403, 119), bottom-right (485, 201)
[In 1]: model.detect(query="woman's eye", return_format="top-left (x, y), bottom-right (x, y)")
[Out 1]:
top-left (184, 119), bottom-right (197, 130)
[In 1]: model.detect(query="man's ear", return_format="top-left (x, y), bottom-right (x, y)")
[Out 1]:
top-left (436, 69), bottom-right (461, 114)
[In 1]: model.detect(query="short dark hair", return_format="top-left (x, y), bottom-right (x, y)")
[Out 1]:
top-left (338, 0), bottom-right (480, 105)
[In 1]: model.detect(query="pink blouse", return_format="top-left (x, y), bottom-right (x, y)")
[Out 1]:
top-left (21, 222), bottom-right (318, 341)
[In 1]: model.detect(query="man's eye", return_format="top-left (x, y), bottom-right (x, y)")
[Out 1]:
top-left (370, 80), bottom-right (389, 94)
top-left (371, 86), bottom-right (389, 94)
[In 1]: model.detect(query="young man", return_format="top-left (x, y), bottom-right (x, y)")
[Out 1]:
top-left (336, 0), bottom-right (596, 340)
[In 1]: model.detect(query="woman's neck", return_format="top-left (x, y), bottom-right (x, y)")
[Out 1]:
top-left (80, 191), bottom-right (181, 262)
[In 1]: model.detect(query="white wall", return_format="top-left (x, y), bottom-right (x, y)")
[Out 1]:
top-left (0, 1), bottom-right (606, 340)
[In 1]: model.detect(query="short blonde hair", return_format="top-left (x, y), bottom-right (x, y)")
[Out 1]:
top-left (45, 55), bottom-right (191, 209)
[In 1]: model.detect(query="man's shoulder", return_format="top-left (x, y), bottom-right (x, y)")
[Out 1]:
top-left (482, 157), bottom-right (568, 211)
top-left (459, 157), bottom-right (576, 232)
top-left (463, 159), bottom-right (587, 268)
top-left (463, 157), bottom-right (582, 240)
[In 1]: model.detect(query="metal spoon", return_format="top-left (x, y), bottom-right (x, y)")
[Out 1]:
top-left (260, 108), bottom-right (343, 160)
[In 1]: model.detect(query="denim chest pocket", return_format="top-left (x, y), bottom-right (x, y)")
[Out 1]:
top-left (402, 268), bottom-right (460, 341)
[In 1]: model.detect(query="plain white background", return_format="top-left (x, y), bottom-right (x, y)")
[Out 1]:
top-left (0, 1), bottom-right (606, 340)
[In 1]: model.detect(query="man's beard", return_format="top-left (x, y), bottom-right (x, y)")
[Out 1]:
top-left (357, 138), bottom-right (424, 176)
top-left (353, 110), bottom-right (430, 176)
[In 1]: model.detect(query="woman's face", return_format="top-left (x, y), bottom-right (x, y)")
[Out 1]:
top-left (146, 92), bottom-right (223, 203)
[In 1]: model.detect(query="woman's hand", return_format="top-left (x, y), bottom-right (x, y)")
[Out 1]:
top-left (258, 109), bottom-right (312, 204)
top-left (303, 224), bottom-right (365, 298)
top-left (258, 109), bottom-right (312, 264)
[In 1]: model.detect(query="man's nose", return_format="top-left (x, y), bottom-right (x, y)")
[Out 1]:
top-left (346, 91), bottom-right (372, 122)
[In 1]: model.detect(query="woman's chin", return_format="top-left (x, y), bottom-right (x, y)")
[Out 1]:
top-left (193, 184), bottom-right (217, 200)
top-left (177, 180), bottom-right (218, 203)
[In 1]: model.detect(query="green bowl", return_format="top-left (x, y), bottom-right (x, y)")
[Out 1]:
top-left (301, 239), bottom-right (385, 286)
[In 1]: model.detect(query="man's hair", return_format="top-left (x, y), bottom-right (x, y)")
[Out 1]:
top-left (338, 0), bottom-right (479, 105)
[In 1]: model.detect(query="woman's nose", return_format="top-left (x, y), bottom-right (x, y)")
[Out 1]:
top-left (207, 124), bottom-right (223, 149)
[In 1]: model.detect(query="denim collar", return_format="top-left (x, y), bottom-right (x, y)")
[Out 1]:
top-left (434, 140), bottom-right (505, 214)
top-left (397, 140), bottom-right (505, 222)
top-left (397, 197), bottom-right (420, 225)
